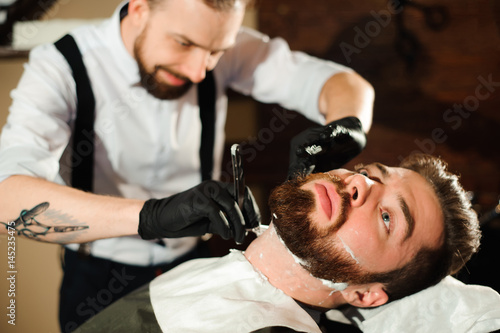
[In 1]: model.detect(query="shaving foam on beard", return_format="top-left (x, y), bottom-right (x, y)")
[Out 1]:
top-left (272, 218), bottom-right (348, 292)
top-left (319, 279), bottom-right (348, 291)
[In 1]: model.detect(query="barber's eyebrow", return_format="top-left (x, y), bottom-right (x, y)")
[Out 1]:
top-left (372, 162), bottom-right (415, 242)
top-left (171, 33), bottom-right (234, 53)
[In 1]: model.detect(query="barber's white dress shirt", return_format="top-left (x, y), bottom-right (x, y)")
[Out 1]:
top-left (150, 250), bottom-right (322, 332)
top-left (0, 2), bottom-right (350, 265)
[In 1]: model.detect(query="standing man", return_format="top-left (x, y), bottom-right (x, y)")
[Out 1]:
top-left (0, 0), bottom-right (373, 331)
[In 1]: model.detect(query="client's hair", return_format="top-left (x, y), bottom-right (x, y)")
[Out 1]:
top-left (368, 154), bottom-right (481, 302)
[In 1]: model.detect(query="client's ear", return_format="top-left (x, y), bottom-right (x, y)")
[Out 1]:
top-left (341, 283), bottom-right (388, 308)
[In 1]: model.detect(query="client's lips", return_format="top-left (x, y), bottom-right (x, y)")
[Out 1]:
top-left (315, 183), bottom-right (337, 220)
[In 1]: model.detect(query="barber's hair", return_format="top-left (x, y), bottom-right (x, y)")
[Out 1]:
top-left (369, 154), bottom-right (481, 302)
top-left (147, 0), bottom-right (253, 11)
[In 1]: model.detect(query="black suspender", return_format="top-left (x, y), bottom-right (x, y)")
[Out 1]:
top-left (54, 34), bottom-right (95, 192)
top-left (198, 70), bottom-right (216, 181)
top-left (53, 34), bottom-right (216, 190)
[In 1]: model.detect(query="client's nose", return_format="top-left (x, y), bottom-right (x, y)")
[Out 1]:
top-left (346, 174), bottom-right (373, 207)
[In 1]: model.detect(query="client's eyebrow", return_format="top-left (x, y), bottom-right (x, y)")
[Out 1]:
top-left (399, 195), bottom-right (416, 242)
top-left (372, 163), bottom-right (415, 242)
top-left (374, 163), bottom-right (389, 178)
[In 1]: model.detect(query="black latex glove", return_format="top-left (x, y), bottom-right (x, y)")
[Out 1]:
top-left (138, 180), bottom-right (261, 244)
top-left (288, 116), bottom-right (367, 179)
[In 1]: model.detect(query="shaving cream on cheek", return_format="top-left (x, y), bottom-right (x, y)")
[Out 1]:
top-left (338, 235), bottom-right (360, 264)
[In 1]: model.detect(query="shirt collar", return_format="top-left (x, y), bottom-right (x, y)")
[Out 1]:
top-left (104, 1), bottom-right (141, 86)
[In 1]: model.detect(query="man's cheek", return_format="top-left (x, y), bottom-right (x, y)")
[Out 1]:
top-left (336, 230), bottom-right (362, 265)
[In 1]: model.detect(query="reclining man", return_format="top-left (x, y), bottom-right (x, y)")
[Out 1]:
top-left (73, 153), bottom-right (484, 332)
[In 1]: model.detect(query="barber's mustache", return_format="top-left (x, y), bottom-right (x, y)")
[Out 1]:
top-left (153, 65), bottom-right (192, 84)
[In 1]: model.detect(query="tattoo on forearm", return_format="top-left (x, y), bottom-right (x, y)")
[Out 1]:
top-left (1, 202), bottom-right (89, 240)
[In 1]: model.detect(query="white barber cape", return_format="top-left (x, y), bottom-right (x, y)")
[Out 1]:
top-left (150, 250), bottom-right (322, 333)
top-left (327, 275), bottom-right (500, 333)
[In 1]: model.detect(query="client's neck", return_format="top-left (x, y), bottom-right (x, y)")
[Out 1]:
top-left (244, 223), bottom-right (345, 309)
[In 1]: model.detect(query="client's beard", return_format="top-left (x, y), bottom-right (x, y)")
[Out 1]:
top-left (269, 173), bottom-right (370, 284)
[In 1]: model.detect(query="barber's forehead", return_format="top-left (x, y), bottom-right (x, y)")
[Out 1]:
top-left (160, 0), bottom-right (247, 10)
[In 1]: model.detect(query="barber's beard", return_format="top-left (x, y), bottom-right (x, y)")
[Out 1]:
top-left (270, 173), bottom-right (371, 284)
top-left (133, 28), bottom-right (193, 100)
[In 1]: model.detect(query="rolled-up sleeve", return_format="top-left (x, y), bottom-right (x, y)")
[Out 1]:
top-left (0, 43), bottom-right (75, 184)
top-left (218, 27), bottom-right (353, 125)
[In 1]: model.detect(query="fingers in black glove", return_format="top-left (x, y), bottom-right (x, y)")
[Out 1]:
top-left (288, 116), bottom-right (366, 179)
top-left (138, 180), bottom-right (261, 244)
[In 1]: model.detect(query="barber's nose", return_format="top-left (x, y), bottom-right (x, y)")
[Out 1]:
top-left (183, 50), bottom-right (209, 83)
top-left (345, 174), bottom-right (373, 207)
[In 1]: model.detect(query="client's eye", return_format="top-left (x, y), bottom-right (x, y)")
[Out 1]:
top-left (382, 211), bottom-right (391, 231)
top-left (358, 169), bottom-right (369, 177)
